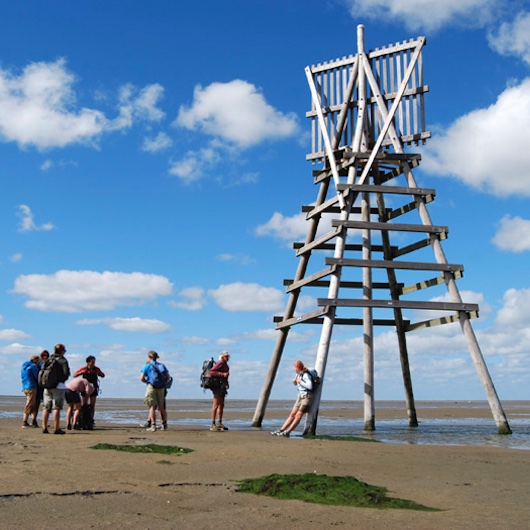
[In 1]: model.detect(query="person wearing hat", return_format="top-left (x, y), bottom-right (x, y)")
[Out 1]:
top-left (140, 350), bottom-right (170, 432)
top-left (209, 351), bottom-right (230, 431)
top-left (21, 354), bottom-right (42, 428)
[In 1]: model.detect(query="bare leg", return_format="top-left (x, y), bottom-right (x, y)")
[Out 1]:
top-left (52, 409), bottom-right (61, 431)
top-left (42, 409), bottom-right (50, 431)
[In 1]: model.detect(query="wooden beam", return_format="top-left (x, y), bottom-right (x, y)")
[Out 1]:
top-left (332, 219), bottom-right (448, 235)
top-left (285, 266), bottom-right (336, 293)
top-left (293, 242), bottom-right (392, 253)
top-left (405, 311), bottom-right (479, 331)
top-left (273, 316), bottom-right (409, 326)
top-left (326, 257), bottom-right (464, 273)
top-left (400, 272), bottom-right (462, 295)
top-left (295, 227), bottom-right (341, 256)
top-left (274, 307), bottom-right (328, 329)
top-left (284, 279), bottom-right (404, 290)
top-left (317, 298), bottom-right (479, 312)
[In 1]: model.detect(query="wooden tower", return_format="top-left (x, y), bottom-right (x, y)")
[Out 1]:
top-left (252, 25), bottom-right (511, 435)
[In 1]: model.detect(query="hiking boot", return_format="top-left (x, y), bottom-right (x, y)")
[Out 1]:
top-left (22, 421), bottom-right (30, 428)
top-left (218, 423), bottom-right (228, 431)
top-left (53, 429), bottom-right (66, 435)
top-left (146, 425), bottom-right (157, 432)
top-left (270, 429), bottom-right (282, 435)
top-left (210, 423), bottom-right (218, 431)
top-left (42, 428), bottom-right (49, 434)
top-left (278, 431), bottom-right (290, 437)
top-left (140, 421), bottom-right (151, 428)
top-left (162, 423), bottom-right (168, 431)
top-left (73, 424), bottom-right (82, 430)
top-left (67, 423), bottom-right (72, 430)
top-left (31, 420), bottom-right (39, 428)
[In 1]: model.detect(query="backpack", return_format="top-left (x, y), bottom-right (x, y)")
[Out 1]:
top-left (200, 358), bottom-right (222, 391)
top-left (305, 368), bottom-right (321, 393)
top-left (147, 362), bottom-right (167, 388)
top-left (77, 403), bottom-right (94, 430)
top-left (38, 358), bottom-right (62, 389)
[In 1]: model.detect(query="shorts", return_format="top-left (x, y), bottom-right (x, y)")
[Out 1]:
top-left (295, 393), bottom-right (313, 413)
top-left (212, 386), bottom-right (227, 398)
top-left (144, 384), bottom-right (166, 408)
top-left (42, 388), bottom-right (66, 411)
top-left (23, 388), bottom-right (38, 415)
top-left (65, 389), bottom-right (81, 404)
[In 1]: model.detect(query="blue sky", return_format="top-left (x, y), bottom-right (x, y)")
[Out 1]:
top-left (2, 0), bottom-right (530, 404)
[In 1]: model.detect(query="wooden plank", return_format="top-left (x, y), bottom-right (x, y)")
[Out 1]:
top-left (332, 219), bottom-right (448, 235)
top-left (285, 266), bottom-right (336, 293)
top-left (284, 279), bottom-right (403, 290)
top-left (317, 298), bottom-right (479, 312)
top-left (336, 183), bottom-right (435, 196)
top-left (273, 316), bottom-right (410, 326)
top-left (326, 257), bottom-right (464, 273)
top-left (405, 311), bottom-right (479, 332)
top-left (274, 307), bottom-right (328, 329)
top-left (296, 227), bottom-right (341, 256)
top-left (392, 237), bottom-right (432, 257)
top-left (293, 242), bottom-right (391, 253)
top-left (386, 194), bottom-right (435, 220)
top-left (400, 272), bottom-right (462, 295)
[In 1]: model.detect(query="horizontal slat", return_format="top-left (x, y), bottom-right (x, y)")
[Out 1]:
top-left (285, 266), bottom-right (336, 293)
top-left (332, 219), bottom-right (448, 235)
top-left (336, 184), bottom-right (435, 196)
top-left (296, 228), bottom-right (341, 256)
top-left (274, 307), bottom-right (328, 329)
top-left (293, 242), bottom-right (391, 253)
top-left (405, 311), bottom-right (479, 332)
top-left (326, 257), bottom-right (464, 273)
top-left (273, 316), bottom-right (409, 326)
top-left (318, 298), bottom-right (479, 312)
top-left (284, 279), bottom-right (404, 290)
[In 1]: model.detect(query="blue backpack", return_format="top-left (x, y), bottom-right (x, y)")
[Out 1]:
top-left (147, 362), bottom-right (167, 388)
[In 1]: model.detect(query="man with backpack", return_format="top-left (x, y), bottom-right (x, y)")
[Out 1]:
top-left (40, 343), bottom-right (70, 435)
top-left (140, 350), bottom-right (170, 432)
top-left (271, 360), bottom-right (316, 438)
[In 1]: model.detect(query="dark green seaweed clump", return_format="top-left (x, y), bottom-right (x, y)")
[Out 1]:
top-left (91, 443), bottom-right (193, 455)
top-left (236, 473), bottom-right (439, 511)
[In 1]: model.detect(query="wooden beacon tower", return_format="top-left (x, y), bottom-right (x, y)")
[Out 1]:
top-left (252, 25), bottom-right (511, 435)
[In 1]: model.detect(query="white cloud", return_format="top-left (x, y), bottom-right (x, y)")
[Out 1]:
top-left (422, 78), bottom-right (530, 196)
top-left (492, 215), bottom-right (530, 252)
top-left (344, 0), bottom-right (498, 31)
top-left (237, 327), bottom-right (314, 343)
top-left (168, 145), bottom-right (221, 184)
top-left (169, 286), bottom-right (207, 311)
top-left (10, 253), bottom-right (23, 263)
top-left (255, 211), bottom-right (308, 241)
top-left (216, 253), bottom-right (256, 265)
top-left (77, 317), bottom-right (171, 333)
top-left (495, 287), bottom-right (530, 328)
top-left (0, 329), bottom-right (30, 341)
top-left (0, 59), bottom-right (165, 150)
top-left (142, 131), bottom-right (173, 153)
top-left (181, 336), bottom-right (210, 345)
top-left (17, 204), bottom-right (55, 232)
top-left (175, 79), bottom-right (298, 148)
top-left (488, 11), bottom-right (530, 65)
top-left (12, 270), bottom-right (173, 312)
top-left (208, 282), bottom-right (285, 312)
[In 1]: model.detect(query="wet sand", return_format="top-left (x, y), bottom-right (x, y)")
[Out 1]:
top-left (1, 401), bottom-right (529, 529)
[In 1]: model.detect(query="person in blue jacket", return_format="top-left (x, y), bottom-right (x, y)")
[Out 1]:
top-left (21, 355), bottom-right (41, 428)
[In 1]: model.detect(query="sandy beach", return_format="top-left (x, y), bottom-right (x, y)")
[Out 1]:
top-left (1, 400), bottom-right (529, 529)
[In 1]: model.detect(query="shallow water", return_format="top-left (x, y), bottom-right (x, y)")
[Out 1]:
top-left (2, 396), bottom-right (529, 450)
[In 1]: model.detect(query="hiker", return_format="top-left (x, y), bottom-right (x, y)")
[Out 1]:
top-left (140, 350), bottom-right (170, 432)
top-left (271, 360), bottom-right (313, 437)
top-left (209, 351), bottom-right (230, 431)
top-left (140, 375), bottom-right (173, 430)
top-left (41, 343), bottom-right (70, 435)
top-left (65, 378), bottom-right (94, 430)
top-left (21, 355), bottom-right (41, 428)
top-left (73, 355), bottom-right (105, 420)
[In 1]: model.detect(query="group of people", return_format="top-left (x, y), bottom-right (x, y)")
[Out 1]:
top-left (20, 344), bottom-right (105, 434)
top-left (23, 345), bottom-right (315, 438)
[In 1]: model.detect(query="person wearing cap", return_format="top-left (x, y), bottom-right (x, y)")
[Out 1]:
top-left (21, 354), bottom-right (42, 428)
top-left (209, 351), bottom-right (230, 431)
top-left (140, 350), bottom-right (170, 432)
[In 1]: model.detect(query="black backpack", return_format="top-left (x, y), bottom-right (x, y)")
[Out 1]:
top-left (38, 358), bottom-right (61, 389)
top-left (200, 358), bottom-right (222, 391)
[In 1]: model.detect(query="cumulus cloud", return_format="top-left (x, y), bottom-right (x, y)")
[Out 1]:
top-left (169, 287), bottom-right (207, 311)
top-left (422, 78), bottom-right (530, 196)
top-left (344, 0), bottom-right (498, 31)
top-left (488, 11), bottom-right (530, 65)
top-left (168, 145), bottom-right (221, 184)
top-left (17, 204), bottom-right (55, 232)
top-left (492, 215), bottom-right (530, 252)
top-left (208, 282), bottom-right (285, 312)
top-left (0, 59), bottom-right (165, 150)
top-left (77, 317), bottom-right (172, 333)
top-left (175, 79), bottom-right (298, 148)
top-left (12, 270), bottom-right (173, 312)
top-left (495, 287), bottom-right (530, 328)
top-left (0, 329), bottom-right (31, 341)
top-left (142, 131), bottom-right (173, 153)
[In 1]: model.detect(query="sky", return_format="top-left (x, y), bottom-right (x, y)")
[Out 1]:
top-left (1, 0), bottom-right (530, 407)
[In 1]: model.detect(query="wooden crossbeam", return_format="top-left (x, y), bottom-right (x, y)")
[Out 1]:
top-left (284, 279), bottom-right (403, 290)
top-left (295, 227), bottom-right (341, 256)
top-left (274, 307), bottom-right (328, 329)
top-left (400, 272), bottom-right (462, 295)
top-left (326, 257), bottom-right (464, 273)
top-left (405, 311), bottom-right (479, 332)
top-left (336, 183), bottom-right (435, 196)
top-left (293, 242), bottom-right (392, 253)
top-left (284, 266), bottom-right (336, 293)
top-left (317, 298), bottom-right (479, 312)
top-left (273, 316), bottom-right (409, 327)
top-left (386, 194), bottom-right (435, 220)
top-left (332, 219), bottom-right (448, 235)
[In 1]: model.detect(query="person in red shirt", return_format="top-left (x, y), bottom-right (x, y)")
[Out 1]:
top-left (209, 351), bottom-right (230, 431)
